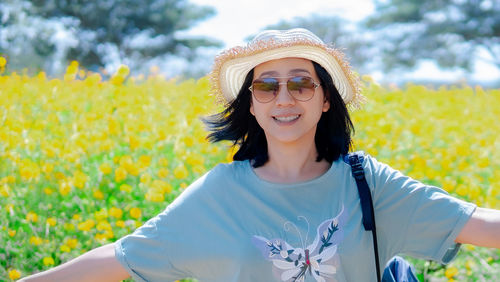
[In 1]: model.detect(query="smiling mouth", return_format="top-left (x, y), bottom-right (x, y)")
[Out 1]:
top-left (273, 115), bottom-right (300, 122)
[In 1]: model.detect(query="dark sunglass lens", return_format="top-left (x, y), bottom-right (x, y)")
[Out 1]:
top-left (288, 77), bottom-right (314, 90)
top-left (288, 77), bottom-right (315, 100)
top-left (253, 79), bottom-right (278, 92)
top-left (252, 78), bottom-right (279, 102)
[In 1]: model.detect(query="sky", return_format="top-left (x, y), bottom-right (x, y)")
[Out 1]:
top-left (185, 0), bottom-right (499, 84)
top-left (186, 0), bottom-right (374, 48)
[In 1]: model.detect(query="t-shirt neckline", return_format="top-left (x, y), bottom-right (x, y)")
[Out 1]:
top-left (243, 158), bottom-right (339, 189)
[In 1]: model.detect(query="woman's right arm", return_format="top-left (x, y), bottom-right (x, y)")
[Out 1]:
top-left (18, 243), bottom-right (130, 282)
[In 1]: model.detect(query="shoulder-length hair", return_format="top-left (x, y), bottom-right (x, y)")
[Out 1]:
top-left (203, 61), bottom-right (355, 168)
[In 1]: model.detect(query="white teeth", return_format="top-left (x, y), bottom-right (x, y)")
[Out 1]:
top-left (274, 115), bottom-right (299, 122)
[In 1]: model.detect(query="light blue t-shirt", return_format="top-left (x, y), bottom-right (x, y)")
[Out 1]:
top-left (115, 154), bottom-right (476, 282)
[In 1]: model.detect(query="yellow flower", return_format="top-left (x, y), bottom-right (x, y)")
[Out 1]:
top-left (73, 170), bottom-right (87, 189)
top-left (30, 236), bottom-right (43, 246)
top-left (54, 172), bottom-right (66, 180)
top-left (140, 173), bottom-right (152, 184)
top-left (455, 184), bottom-right (468, 197)
top-left (64, 223), bottom-right (75, 231)
top-left (8, 269), bottom-right (21, 280)
top-left (97, 220), bottom-right (112, 231)
top-left (135, 220), bottom-right (143, 228)
top-left (115, 167), bottom-right (127, 182)
top-left (6, 175), bottom-right (15, 183)
top-left (8, 229), bottom-right (16, 237)
top-left (42, 162), bottom-right (54, 174)
top-left (445, 266), bottom-right (458, 278)
top-left (92, 188), bottom-right (104, 200)
top-left (465, 259), bottom-right (475, 270)
top-left (65, 60), bottom-right (79, 75)
top-left (0, 56), bottom-right (6, 67)
top-left (157, 167), bottom-right (169, 178)
top-left (46, 217), bottom-right (57, 227)
top-left (60, 244), bottom-right (71, 252)
top-left (465, 245), bottom-right (475, 251)
top-left (26, 211), bottom-right (38, 223)
top-left (116, 64), bottom-right (130, 77)
top-left (127, 163), bottom-right (140, 176)
top-left (128, 135), bottom-right (140, 150)
top-left (145, 189), bottom-right (164, 202)
top-left (19, 159), bottom-right (41, 180)
top-left (109, 207), bottom-right (123, 219)
top-left (72, 213), bottom-right (81, 221)
top-left (138, 155), bottom-right (151, 168)
top-left (152, 180), bottom-right (172, 194)
top-left (116, 220), bottom-right (125, 228)
top-left (77, 219), bottom-right (96, 232)
top-left (44, 187), bottom-right (54, 195)
top-left (173, 164), bottom-right (188, 179)
top-left (59, 181), bottom-right (71, 196)
top-left (99, 163), bottom-right (113, 175)
top-left (182, 136), bottom-right (194, 147)
top-left (95, 229), bottom-right (114, 241)
top-left (93, 188), bottom-right (104, 199)
top-left (120, 183), bottom-right (132, 193)
top-left (186, 152), bottom-right (204, 166)
top-left (0, 183), bottom-right (10, 197)
top-left (192, 164), bottom-right (206, 175)
top-left (94, 209), bottom-right (108, 221)
top-left (158, 157), bottom-right (169, 167)
top-left (65, 238), bottom-right (78, 249)
top-left (95, 233), bottom-right (106, 241)
top-left (129, 207), bottom-right (141, 219)
top-left (43, 256), bottom-right (55, 266)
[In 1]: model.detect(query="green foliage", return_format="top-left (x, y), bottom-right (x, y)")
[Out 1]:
top-left (365, 0), bottom-right (500, 72)
top-left (0, 0), bottom-right (222, 74)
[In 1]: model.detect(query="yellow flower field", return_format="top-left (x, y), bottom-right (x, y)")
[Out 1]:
top-left (1, 62), bottom-right (499, 281)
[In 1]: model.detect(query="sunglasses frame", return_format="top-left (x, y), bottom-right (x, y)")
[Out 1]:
top-left (248, 76), bottom-right (321, 103)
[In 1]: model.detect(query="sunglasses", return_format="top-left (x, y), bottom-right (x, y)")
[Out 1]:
top-left (249, 76), bottom-right (320, 103)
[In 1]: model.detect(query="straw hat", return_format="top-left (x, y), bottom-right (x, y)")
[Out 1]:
top-left (209, 28), bottom-right (363, 108)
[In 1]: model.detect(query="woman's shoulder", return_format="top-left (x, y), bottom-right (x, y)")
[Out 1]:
top-left (193, 160), bottom-right (250, 187)
top-left (342, 151), bottom-right (396, 180)
top-left (342, 151), bottom-right (378, 168)
top-left (210, 159), bottom-right (249, 175)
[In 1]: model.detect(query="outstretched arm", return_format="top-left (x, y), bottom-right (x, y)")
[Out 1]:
top-left (455, 207), bottom-right (500, 249)
top-left (18, 243), bottom-right (130, 282)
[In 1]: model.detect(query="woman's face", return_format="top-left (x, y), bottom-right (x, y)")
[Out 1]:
top-left (250, 57), bottom-right (330, 146)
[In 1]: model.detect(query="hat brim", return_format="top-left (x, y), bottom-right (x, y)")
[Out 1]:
top-left (210, 38), bottom-right (363, 109)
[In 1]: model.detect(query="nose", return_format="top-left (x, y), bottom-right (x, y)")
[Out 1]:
top-left (275, 83), bottom-right (295, 106)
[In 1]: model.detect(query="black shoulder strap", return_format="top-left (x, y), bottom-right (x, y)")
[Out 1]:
top-left (345, 152), bottom-right (381, 282)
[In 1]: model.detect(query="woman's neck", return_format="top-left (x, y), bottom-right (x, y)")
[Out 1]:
top-left (253, 138), bottom-right (331, 184)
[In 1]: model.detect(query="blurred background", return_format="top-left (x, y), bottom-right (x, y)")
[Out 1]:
top-left (2, 1), bottom-right (500, 281)
top-left (1, 0), bottom-right (499, 86)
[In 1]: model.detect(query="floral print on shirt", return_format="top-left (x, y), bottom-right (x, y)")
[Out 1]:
top-left (252, 206), bottom-right (347, 282)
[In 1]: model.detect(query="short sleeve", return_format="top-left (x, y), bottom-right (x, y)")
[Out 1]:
top-left (362, 155), bottom-right (476, 264)
top-left (113, 168), bottom-right (221, 281)
top-left (114, 210), bottom-right (188, 281)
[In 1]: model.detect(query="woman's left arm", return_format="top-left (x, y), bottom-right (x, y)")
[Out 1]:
top-left (455, 207), bottom-right (500, 249)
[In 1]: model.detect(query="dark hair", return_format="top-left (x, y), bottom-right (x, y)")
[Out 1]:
top-left (203, 62), bottom-right (354, 168)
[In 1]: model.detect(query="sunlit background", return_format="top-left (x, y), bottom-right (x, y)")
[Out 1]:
top-left (1, 1), bottom-right (500, 281)
top-left (1, 0), bottom-right (499, 85)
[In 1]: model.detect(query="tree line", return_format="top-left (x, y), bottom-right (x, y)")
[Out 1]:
top-left (1, 0), bottom-right (499, 81)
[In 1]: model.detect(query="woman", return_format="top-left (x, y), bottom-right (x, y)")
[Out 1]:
top-left (20, 28), bottom-right (500, 282)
